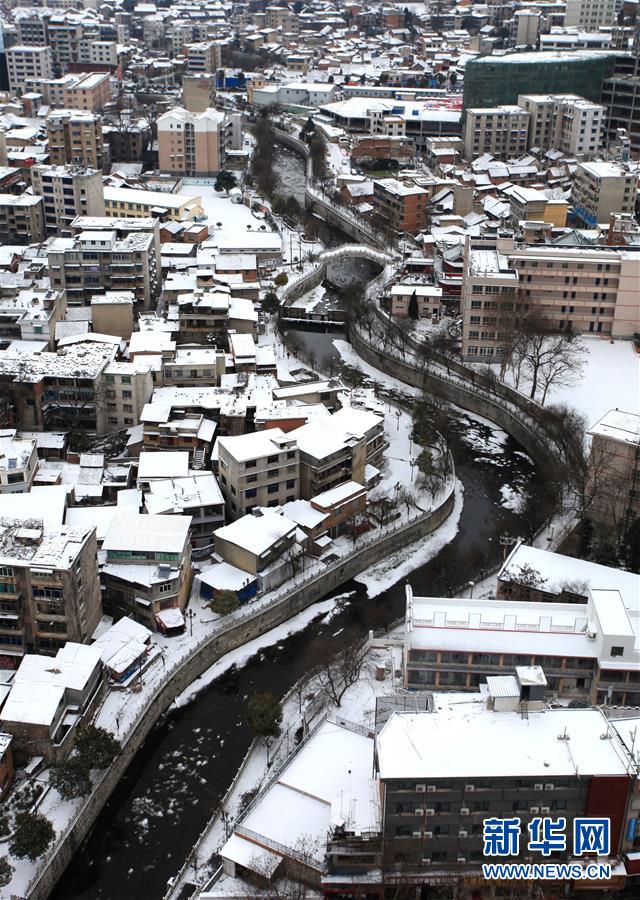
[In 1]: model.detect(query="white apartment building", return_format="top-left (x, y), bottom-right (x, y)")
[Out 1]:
top-left (565, 0), bottom-right (616, 29)
top-left (572, 161), bottom-right (638, 226)
top-left (517, 93), bottom-right (606, 157)
top-left (460, 238), bottom-right (640, 356)
top-left (31, 165), bottom-right (105, 235)
top-left (463, 106), bottom-right (530, 161)
top-left (511, 9), bottom-right (540, 47)
top-left (6, 45), bottom-right (53, 94)
top-left (186, 41), bottom-right (222, 74)
top-left (0, 432), bottom-right (38, 494)
top-left (217, 428), bottom-right (300, 520)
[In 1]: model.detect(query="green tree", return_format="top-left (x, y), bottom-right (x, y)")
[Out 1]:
top-left (74, 725), bottom-right (120, 770)
top-left (215, 170), bottom-right (237, 193)
top-left (50, 757), bottom-right (91, 800)
top-left (10, 812), bottom-right (55, 861)
top-left (210, 589), bottom-right (239, 616)
top-left (408, 291), bottom-right (419, 320)
top-left (246, 692), bottom-right (282, 739)
top-left (271, 194), bottom-right (287, 216)
top-left (0, 856), bottom-right (13, 888)
top-left (449, 71), bottom-right (458, 86)
top-left (262, 291), bottom-right (279, 314)
top-left (274, 272), bottom-right (288, 287)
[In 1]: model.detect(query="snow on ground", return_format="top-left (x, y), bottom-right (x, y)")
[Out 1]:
top-left (499, 484), bottom-right (524, 512)
top-left (354, 479), bottom-right (464, 597)
top-left (180, 185), bottom-right (261, 241)
top-left (498, 336), bottom-right (640, 427)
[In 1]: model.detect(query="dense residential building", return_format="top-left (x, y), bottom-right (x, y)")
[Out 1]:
top-left (158, 107), bottom-right (233, 177)
top-left (46, 109), bottom-right (106, 170)
top-left (217, 428), bottom-right (300, 519)
top-left (463, 106), bottom-right (530, 161)
top-left (372, 179), bottom-right (429, 235)
top-left (571, 161), bottom-right (638, 226)
top-left (182, 74), bottom-right (217, 113)
top-left (0, 432), bottom-right (38, 494)
top-left (185, 41), bottom-right (222, 74)
top-left (103, 186), bottom-right (203, 221)
top-left (101, 512), bottom-right (192, 631)
top-left (0, 644), bottom-right (105, 763)
top-left (31, 165), bottom-right (105, 235)
top-left (565, 0), bottom-right (617, 29)
top-left (0, 195), bottom-right (45, 245)
top-left (48, 230), bottom-right (161, 308)
top-left (6, 46), bottom-right (53, 94)
top-left (517, 93), bottom-right (606, 157)
top-left (0, 342), bottom-right (117, 432)
top-left (0, 287), bottom-right (66, 350)
top-left (0, 517), bottom-right (103, 667)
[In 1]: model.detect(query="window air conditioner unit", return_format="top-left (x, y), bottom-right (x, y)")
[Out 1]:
top-left (416, 784), bottom-right (426, 792)
top-left (415, 808), bottom-right (424, 816)
top-left (457, 857), bottom-right (466, 864)
top-left (465, 784), bottom-right (475, 792)
top-left (541, 806), bottom-right (550, 814)
top-left (459, 830), bottom-right (468, 838)
top-left (530, 806), bottom-right (540, 814)
top-left (412, 831), bottom-right (422, 838)
top-left (424, 831), bottom-right (433, 839)
top-left (533, 783), bottom-right (543, 791)
top-left (425, 808), bottom-right (435, 816)
top-left (460, 808), bottom-right (470, 816)
top-left (427, 784), bottom-right (437, 792)
top-left (545, 783), bottom-right (554, 790)
top-left (422, 858), bottom-right (432, 865)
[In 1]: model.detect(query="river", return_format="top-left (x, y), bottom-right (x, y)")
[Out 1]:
top-left (50, 146), bottom-right (546, 900)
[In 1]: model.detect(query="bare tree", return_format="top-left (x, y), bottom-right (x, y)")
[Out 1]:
top-left (508, 315), bottom-right (588, 403)
top-left (312, 638), bottom-right (369, 707)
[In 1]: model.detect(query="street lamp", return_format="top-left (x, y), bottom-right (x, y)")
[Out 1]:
top-left (187, 609), bottom-right (196, 636)
top-left (468, 580), bottom-right (475, 598)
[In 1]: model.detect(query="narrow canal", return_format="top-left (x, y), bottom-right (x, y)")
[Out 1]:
top-left (50, 147), bottom-right (546, 900)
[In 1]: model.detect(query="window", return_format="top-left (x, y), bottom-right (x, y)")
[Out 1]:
top-left (611, 646), bottom-right (624, 657)
top-left (267, 483), bottom-right (279, 494)
top-left (286, 479), bottom-right (295, 488)
top-left (245, 488), bottom-right (257, 498)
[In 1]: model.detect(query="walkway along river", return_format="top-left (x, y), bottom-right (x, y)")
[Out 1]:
top-left (50, 145), bottom-right (545, 900)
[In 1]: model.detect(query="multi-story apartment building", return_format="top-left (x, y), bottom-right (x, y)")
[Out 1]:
top-left (185, 41), bottom-right (222, 74)
top-left (601, 34), bottom-right (640, 153)
top-left (6, 46), bottom-right (53, 94)
top-left (78, 40), bottom-right (118, 69)
top-left (588, 409), bottom-right (640, 535)
top-left (403, 574), bottom-right (639, 706)
top-left (62, 72), bottom-right (111, 112)
top-left (158, 107), bottom-right (232, 177)
top-left (103, 359), bottom-right (154, 431)
top-left (463, 106), bottom-right (530, 160)
top-left (517, 93), bottom-right (605, 157)
top-left (0, 516), bottom-right (102, 667)
top-left (31, 165), bottom-right (105, 235)
top-left (47, 18), bottom-right (85, 70)
top-left (144, 474), bottom-right (225, 557)
top-left (0, 433), bottom-right (38, 494)
top-left (290, 408), bottom-right (385, 499)
top-left (217, 428), bottom-right (300, 520)
top-left (460, 238), bottom-right (640, 357)
top-left (46, 109), bottom-right (106, 169)
top-left (48, 229), bottom-right (160, 308)
top-left (0, 342), bottom-right (117, 432)
top-left (0, 195), bottom-right (45, 245)
top-left (0, 288), bottom-right (66, 351)
top-left (70, 214), bottom-right (161, 285)
top-left (372, 179), bottom-right (429, 235)
top-left (565, 0), bottom-right (616, 28)
top-left (101, 512), bottom-right (192, 631)
top-left (571, 161), bottom-right (638, 226)
top-left (140, 408), bottom-right (216, 467)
